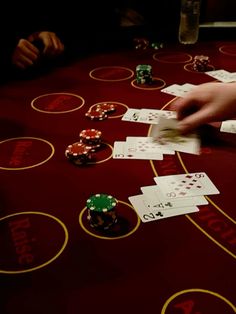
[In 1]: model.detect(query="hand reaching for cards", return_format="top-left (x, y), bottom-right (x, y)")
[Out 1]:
top-left (11, 32), bottom-right (64, 70)
top-left (171, 82), bottom-right (236, 134)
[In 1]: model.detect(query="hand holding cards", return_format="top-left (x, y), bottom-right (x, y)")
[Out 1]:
top-left (114, 115), bottom-right (200, 159)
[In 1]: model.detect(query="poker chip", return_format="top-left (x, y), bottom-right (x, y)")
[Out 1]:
top-left (192, 55), bottom-right (210, 72)
top-left (133, 37), bottom-right (149, 50)
top-left (86, 193), bottom-right (117, 212)
top-left (95, 103), bottom-right (117, 113)
top-left (79, 129), bottom-right (102, 141)
top-left (136, 64), bottom-right (153, 85)
top-left (85, 109), bottom-right (107, 120)
top-left (79, 128), bottom-right (102, 151)
top-left (86, 193), bottom-right (118, 230)
top-left (150, 42), bottom-right (164, 50)
top-left (65, 142), bottom-right (92, 165)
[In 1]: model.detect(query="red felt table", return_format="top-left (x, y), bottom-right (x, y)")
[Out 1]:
top-left (0, 41), bottom-right (236, 314)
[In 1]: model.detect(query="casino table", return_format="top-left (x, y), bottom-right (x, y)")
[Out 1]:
top-left (0, 40), bottom-right (236, 314)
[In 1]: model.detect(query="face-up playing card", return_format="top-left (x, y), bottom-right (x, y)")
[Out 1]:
top-left (113, 141), bottom-right (163, 160)
top-left (122, 108), bottom-right (141, 122)
top-left (154, 172), bottom-right (220, 199)
top-left (161, 84), bottom-right (184, 97)
top-left (140, 185), bottom-right (208, 209)
top-left (220, 120), bottom-right (236, 134)
top-left (205, 69), bottom-right (235, 83)
top-left (137, 109), bottom-right (176, 124)
top-left (128, 194), bottom-right (199, 223)
top-left (161, 83), bottom-right (196, 97)
top-left (150, 116), bottom-right (200, 155)
top-left (125, 137), bottom-right (175, 154)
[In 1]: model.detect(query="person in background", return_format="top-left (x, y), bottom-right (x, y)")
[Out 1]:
top-left (11, 31), bottom-right (64, 70)
top-left (170, 82), bottom-right (236, 134)
top-left (0, 2), bottom-right (120, 79)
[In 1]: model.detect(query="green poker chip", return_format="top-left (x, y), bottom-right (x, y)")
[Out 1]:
top-left (86, 194), bottom-right (117, 212)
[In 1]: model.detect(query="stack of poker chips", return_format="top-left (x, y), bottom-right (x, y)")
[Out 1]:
top-left (193, 55), bottom-right (210, 72)
top-left (79, 129), bottom-right (102, 152)
top-left (86, 194), bottom-right (118, 230)
top-left (85, 103), bottom-right (116, 121)
top-left (133, 37), bottom-right (149, 50)
top-left (65, 142), bottom-right (92, 165)
top-left (136, 64), bottom-right (153, 85)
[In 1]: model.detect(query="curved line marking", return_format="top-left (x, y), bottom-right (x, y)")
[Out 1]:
top-left (89, 66), bottom-right (134, 82)
top-left (0, 211), bottom-right (69, 274)
top-left (0, 137), bottom-right (54, 170)
top-left (161, 288), bottom-right (236, 313)
top-left (31, 92), bottom-right (85, 114)
top-left (78, 200), bottom-right (141, 240)
top-left (148, 100), bottom-right (236, 259)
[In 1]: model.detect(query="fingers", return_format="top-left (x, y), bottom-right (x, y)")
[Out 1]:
top-left (177, 106), bottom-right (213, 134)
top-left (11, 39), bottom-right (40, 69)
top-left (171, 93), bottom-right (202, 120)
top-left (37, 32), bottom-right (64, 56)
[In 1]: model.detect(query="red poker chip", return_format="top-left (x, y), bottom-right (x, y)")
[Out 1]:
top-left (85, 109), bottom-right (107, 120)
top-left (65, 142), bottom-right (91, 158)
top-left (95, 103), bottom-right (117, 113)
top-left (79, 129), bottom-right (102, 140)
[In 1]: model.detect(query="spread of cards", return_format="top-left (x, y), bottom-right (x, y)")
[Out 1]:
top-left (111, 68), bottom-right (236, 223)
top-left (128, 172), bottom-right (219, 223)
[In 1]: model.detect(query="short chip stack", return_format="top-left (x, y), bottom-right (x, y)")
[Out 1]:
top-left (86, 193), bottom-right (118, 230)
top-left (136, 64), bottom-right (153, 84)
top-left (94, 103), bottom-right (116, 114)
top-left (85, 103), bottom-right (117, 120)
top-left (133, 38), bottom-right (149, 50)
top-left (193, 55), bottom-right (210, 72)
top-left (65, 142), bottom-right (92, 165)
top-left (79, 128), bottom-right (102, 152)
top-left (85, 109), bottom-right (107, 121)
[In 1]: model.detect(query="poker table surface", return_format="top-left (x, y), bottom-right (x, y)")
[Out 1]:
top-left (1, 40), bottom-right (236, 314)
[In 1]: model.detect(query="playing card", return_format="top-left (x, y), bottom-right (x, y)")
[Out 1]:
top-left (161, 83), bottom-right (196, 97)
top-left (128, 194), bottom-right (199, 223)
top-left (154, 172), bottom-right (220, 199)
top-left (205, 69), bottom-right (234, 83)
top-left (137, 109), bottom-right (176, 124)
top-left (141, 184), bottom-right (208, 209)
top-left (125, 137), bottom-right (175, 154)
top-left (220, 120), bottom-right (236, 133)
top-left (161, 84), bottom-right (184, 97)
top-left (150, 116), bottom-right (200, 155)
top-left (113, 141), bottom-right (163, 160)
top-left (122, 108), bottom-right (141, 122)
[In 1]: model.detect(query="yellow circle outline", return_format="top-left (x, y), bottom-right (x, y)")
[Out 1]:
top-left (161, 288), bottom-right (236, 313)
top-left (31, 92), bottom-right (85, 114)
top-left (88, 142), bottom-right (113, 164)
top-left (89, 66), bottom-right (134, 82)
top-left (219, 45), bottom-right (236, 56)
top-left (89, 102), bottom-right (129, 119)
top-left (153, 52), bottom-right (192, 63)
top-left (78, 200), bottom-right (141, 240)
top-left (131, 77), bottom-right (166, 90)
top-left (0, 211), bottom-right (69, 274)
top-left (0, 137), bottom-right (54, 170)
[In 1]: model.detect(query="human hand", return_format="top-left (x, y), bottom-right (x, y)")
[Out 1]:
top-left (28, 31), bottom-right (64, 57)
top-left (11, 38), bottom-right (40, 69)
top-left (170, 82), bottom-right (236, 134)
